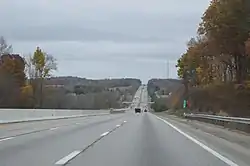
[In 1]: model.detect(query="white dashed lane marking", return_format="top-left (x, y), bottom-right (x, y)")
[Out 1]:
top-left (100, 132), bottom-right (109, 137)
top-left (55, 151), bottom-right (81, 165)
top-left (50, 127), bottom-right (59, 131)
top-left (0, 137), bottom-right (15, 142)
top-left (55, 122), bottom-right (127, 165)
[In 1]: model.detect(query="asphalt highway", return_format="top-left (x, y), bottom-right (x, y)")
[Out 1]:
top-left (0, 86), bottom-right (248, 166)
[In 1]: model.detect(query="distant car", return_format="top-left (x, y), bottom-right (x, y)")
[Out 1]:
top-left (135, 108), bottom-right (141, 113)
top-left (110, 108), bottom-right (114, 113)
top-left (144, 109), bottom-right (147, 112)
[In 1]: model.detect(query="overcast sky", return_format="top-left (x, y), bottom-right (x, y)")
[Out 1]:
top-left (0, 0), bottom-right (210, 83)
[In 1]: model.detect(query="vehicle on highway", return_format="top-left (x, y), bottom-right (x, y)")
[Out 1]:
top-left (144, 109), bottom-right (147, 112)
top-left (134, 108), bottom-right (141, 113)
top-left (110, 108), bottom-right (116, 113)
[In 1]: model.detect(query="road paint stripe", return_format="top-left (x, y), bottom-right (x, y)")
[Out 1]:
top-left (0, 137), bottom-right (14, 142)
top-left (155, 115), bottom-right (238, 166)
top-left (55, 151), bottom-right (81, 165)
top-left (55, 122), bottom-right (123, 165)
top-left (100, 131), bottom-right (109, 137)
top-left (50, 127), bottom-right (59, 131)
top-left (123, 120), bottom-right (127, 123)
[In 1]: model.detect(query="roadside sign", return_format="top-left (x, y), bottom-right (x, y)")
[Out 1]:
top-left (183, 100), bottom-right (187, 108)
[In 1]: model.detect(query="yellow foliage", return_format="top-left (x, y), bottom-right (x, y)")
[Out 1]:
top-left (21, 85), bottom-right (33, 96)
top-left (196, 67), bottom-right (202, 74)
top-left (19, 85), bottom-right (34, 107)
top-left (0, 57), bottom-right (15, 73)
top-left (246, 38), bottom-right (250, 55)
top-left (0, 55), bottom-right (26, 86)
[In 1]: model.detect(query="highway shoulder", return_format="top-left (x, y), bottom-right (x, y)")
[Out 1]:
top-left (153, 112), bottom-right (250, 166)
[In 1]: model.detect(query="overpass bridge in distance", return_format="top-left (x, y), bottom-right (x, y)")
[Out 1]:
top-left (122, 102), bottom-right (154, 104)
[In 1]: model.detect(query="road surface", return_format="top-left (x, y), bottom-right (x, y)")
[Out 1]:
top-left (0, 86), bottom-right (249, 166)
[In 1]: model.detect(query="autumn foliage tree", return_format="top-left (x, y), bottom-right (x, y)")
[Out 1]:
top-left (0, 40), bottom-right (26, 107)
top-left (28, 47), bottom-right (57, 107)
top-left (177, 0), bottom-right (250, 85)
top-left (0, 37), bottom-right (57, 108)
top-left (246, 38), bottom-right (250, 55)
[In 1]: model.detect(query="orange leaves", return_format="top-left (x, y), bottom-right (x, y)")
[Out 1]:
top-left (199, 0), bottom-right (250, 55)
top-left (21, 85), bottom-right (33, 96)
top-left (178, 0), bottom-right (250, 84)
top-left (18, 85), bottom-right (34, 108)
top-left (0, 54), bottom-right (26, 86)
top-left (0, 54), bottom-right (27, 107)
top-left (245, 38), bottom-right (250, 55)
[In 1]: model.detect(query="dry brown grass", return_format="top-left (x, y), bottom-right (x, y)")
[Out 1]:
top-left (189, 83), bottom-right (250, 117)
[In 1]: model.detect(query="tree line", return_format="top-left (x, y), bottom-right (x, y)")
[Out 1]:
top-left (0, 36), bottom-right (57, 108)
top-left (176, 0), bottom-right (250, 86)
top-left (0, 38), bottom-right (141, 109)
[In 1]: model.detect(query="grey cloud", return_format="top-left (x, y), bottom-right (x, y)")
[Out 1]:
top-left (1, 0), bottom-right (211, 14)
top-left (0, 26), bottom-right (170, 42)
top-left (0, 13), bottom-right (200, 42)
top-left (56, 57), bottom-right (177, 82)
top-left (0, 0), bottom-right (211, 82)
top-left (0, 0), bottom-right (210, 42)
top-left (13, 41), bottom-right (182, 62)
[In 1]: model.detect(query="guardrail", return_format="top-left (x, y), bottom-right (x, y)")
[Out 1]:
top-left (184, 113), bottom-right (250, 124)
top-left (183, 113), bottom-right (250, 133)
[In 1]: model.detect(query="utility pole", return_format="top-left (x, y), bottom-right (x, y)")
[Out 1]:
top-left (166, 60), bottom-right (169, 78)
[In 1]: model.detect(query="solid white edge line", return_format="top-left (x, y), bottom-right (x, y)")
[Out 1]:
top-left (100, 131), bottom-right (109, 137)
top-left (116, 124), bottom-right (121, 127)
top-left (154, 115), bottom-right (238, 166)
top-left (0, 137), bottom-right (14, 142)
top-left (55, 150), bottom-right (81, 165)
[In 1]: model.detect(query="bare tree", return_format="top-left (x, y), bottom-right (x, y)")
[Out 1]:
top-left (25, 54), bottom-right (36, 82)
top-left (0, 36), bottom-right (12, 55)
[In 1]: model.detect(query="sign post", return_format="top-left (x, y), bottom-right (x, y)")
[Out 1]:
top-left (183, 100), bottom-right (187, 109)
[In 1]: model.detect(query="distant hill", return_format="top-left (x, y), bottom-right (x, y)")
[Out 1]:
top-left (45, 77), bottom-right (141, 88)
top-left (41, 77), bottom-right (141, 109)
top-left (147, 79), bottom-right (183, 112)
top-left (147, 79), bottom-right (182, 96)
